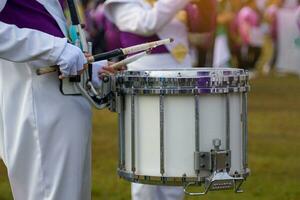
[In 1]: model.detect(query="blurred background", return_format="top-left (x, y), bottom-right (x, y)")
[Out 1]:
top-left (1, 0), bottom-right (300, 199)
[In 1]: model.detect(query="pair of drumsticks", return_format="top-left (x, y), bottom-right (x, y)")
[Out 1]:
top-left (36, 38), bottom-right (174, 76)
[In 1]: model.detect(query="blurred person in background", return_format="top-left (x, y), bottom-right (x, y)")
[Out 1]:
top-left (188, 23), bottom-right (215, 67)
top-left (104, 0), bottom-right (216, 70)
top-left (294, 1), bottom-right (300, 47)
top-left (262, 0), bottom-right (283, 75)
top-left (81, 0), bottom-right (107, 54)
top-left (103, 0), bottom-right (216, 199)
top-left (213, 0), bottom-right (239, 68)
top-left (236, 0), bottom-right (264, 78)
top-left (88, 0), bottom-right (125, 57)
top-left (226, 0), bottom-right (243, 67)
top-left (282, 0), bottom-right (299, 8)
top-left (274, 0), bottom-right (300, 75)
top-left (187, 1), bottom-right (217, 67)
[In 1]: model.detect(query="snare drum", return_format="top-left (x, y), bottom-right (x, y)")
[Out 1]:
top-left (112, 68), bottom-right (250, 195)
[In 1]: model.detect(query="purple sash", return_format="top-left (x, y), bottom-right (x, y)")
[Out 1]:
top-left (0, 0), bottom-right (64, 37)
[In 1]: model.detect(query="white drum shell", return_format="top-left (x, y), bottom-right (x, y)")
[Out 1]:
top-left (123, 94), bottom-right (243, 178)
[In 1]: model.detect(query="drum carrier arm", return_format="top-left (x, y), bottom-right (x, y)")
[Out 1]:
top-left (60, 0), bottom-right (111, 109)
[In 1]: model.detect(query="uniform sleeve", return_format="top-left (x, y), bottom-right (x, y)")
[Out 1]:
top-left (105, 0), bottom-right (190, 36)
top-left (0, 0), bottom-right (7, 12)
top-left (0, 21), bottom-right (67, 66)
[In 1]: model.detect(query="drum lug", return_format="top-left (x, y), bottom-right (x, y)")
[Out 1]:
top-left (197, 150), bottom-right (231, 172)
top-left (196, 139), bottom-right (231, 172)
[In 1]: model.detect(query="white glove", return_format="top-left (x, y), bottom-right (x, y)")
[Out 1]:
top-left (92, 60), bottom-right (108, 88)
top-left (57, 43), bottom-right (87, 77)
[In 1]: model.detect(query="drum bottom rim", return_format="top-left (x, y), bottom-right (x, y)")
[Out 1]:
top-left (118, 169), bottom-right (250, 186)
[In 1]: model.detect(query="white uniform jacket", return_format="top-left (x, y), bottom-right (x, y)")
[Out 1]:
top-left (104, 0), bottom-right (193, 68)
top-left (0, 1), bottom-right (92, 200)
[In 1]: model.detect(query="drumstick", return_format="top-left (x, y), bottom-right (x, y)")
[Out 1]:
top-left (91, 38), bottom-right (173, 62)
top-left (36, 38), bottom-right (174, 75)
top-left (36, 55), bottom-right (94, 75)
top-left (119, 38), bottom-right (173, 55)
top-left (110, 50), bottom-right (151, 70)
top-left (101, 50), bottom-right (150, 83)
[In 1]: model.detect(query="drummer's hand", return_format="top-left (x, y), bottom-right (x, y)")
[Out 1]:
top-left (98, 62), bottom-right (127, 79)
top-left (58, 51), bottom-right (90, 80)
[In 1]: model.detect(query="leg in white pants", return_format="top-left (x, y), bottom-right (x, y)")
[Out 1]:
top-left (132, 183), bottom-right (184, 200)
top-left (0, 60), bottom-right (92, 200)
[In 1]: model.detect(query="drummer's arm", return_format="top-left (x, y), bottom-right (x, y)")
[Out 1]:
top-left (104, 0), bottom-right (190, 36)
top-left (0, 21), bottom-right (66, 65)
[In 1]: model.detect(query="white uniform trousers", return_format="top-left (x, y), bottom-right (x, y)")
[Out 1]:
top-left (0, 60), bottom-right (92, 200)
top-left (132, 184), bottom-right (184, 200)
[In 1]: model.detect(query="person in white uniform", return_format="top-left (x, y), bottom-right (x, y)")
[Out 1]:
top-left (104, 0), bottom-right (215, 199)
top-left (104, 0), bottom-right (193, 70)
top-left (0, 1), bottom-right (112, 199)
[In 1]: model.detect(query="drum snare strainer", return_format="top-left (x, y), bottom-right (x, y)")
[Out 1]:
top-left (111, 68), bottom-right (250, 196)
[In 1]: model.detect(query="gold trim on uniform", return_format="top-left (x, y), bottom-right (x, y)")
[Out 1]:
top-left (176, 10), bottom-right (188, 26)
top-left (144, 0), bottom-right (189, 63)
top-left (171, 44), bottom-right (188, 63)
top-left (145, 0), bottom-right (156, 6)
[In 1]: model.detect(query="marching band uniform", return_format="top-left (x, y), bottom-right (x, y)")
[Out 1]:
top-left (262, 4), bottom-right (279, 74)
top-left (104, 0), bottom-right (191, 199)
top-left (0, 0), bottom-right (92, 199)
top-left (104, 0), bottom-right (193, 69)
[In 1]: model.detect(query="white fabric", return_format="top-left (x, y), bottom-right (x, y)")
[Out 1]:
top-left (0, 1), bottom-right (92, 199)
top-left (249, 26), bottom-right (264, 47)
top-left (92, 60), bottom-right (108, 88)
top-left (0, 62), bottom-right (92, 200)
top-left (283, 0), bottom-right (299, 9)
top-left (213, 34), bottom-right (231, 68)
top-left (132, 184), bottom-right (184, 200)
top-left (0, 0), bottom-right (6, 11)
top-left (0, 14), bottom-right (85, 77)
top-left (104, 0), bottom-right (192, 65)
top-left (0, 21), bottom-right (67, 66)
top-left (276, 8), bottom-right (300, 74)
top-left (104, 0), bottom-right (189, 36)
top-left (255, 0), bottom-right (267, 12)
top-left (57, 43), bottom-right (87, 76)
top-left (127, 53), bottom-right (191, 69)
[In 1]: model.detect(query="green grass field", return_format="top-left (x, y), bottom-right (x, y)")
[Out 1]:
top-left (0, 73), bottom-right (299, 200)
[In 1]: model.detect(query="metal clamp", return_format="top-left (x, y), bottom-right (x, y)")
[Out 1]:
top-left (75, 82), bottom-right (110, 109)
top-left (195, 139), bottom-right (231, 172)
top-left (184, 172), bottom-right (245, 196)
top-left (189, 138), bottom-right (245, 196)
